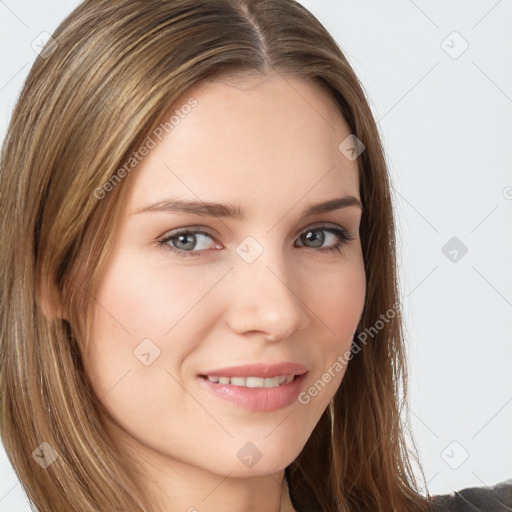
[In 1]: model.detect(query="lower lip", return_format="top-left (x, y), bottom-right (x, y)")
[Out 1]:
top-left (197, 373), bottom-right (308, 412)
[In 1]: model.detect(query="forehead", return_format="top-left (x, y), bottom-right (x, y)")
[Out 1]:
top-left (124, 72), bottom-right (359, 215)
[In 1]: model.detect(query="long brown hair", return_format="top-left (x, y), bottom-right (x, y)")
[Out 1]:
top-left (0, 1), bottom-right (434, 510)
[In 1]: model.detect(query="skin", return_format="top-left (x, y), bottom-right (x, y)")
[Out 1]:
top-left (84, 71), bottom-right (366, 512)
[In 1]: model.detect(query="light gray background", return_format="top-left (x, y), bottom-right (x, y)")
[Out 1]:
top-left (1, 1), bottom-right (511, 510)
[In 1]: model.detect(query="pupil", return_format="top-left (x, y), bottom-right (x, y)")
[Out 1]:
top-left (176, 233), bottom-right (195, 250)
top-left (304, 229), bottom-right (324, 248)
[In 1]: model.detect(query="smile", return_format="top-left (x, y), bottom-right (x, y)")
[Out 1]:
top-left (202, 375), bottom-right (295, 387)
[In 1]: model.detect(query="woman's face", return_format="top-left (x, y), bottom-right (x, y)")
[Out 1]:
top-left (86, 72), bottom-right (365, 480)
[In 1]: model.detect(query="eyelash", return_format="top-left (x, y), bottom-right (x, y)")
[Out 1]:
top-left (156, 225), bottom-right (356, 258)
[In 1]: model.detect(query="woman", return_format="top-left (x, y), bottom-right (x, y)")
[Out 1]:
top-left (0, 1), bottom-right (510, 511)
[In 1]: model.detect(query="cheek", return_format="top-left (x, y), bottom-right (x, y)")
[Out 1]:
top-left (301, 253), bottom-right (365, 401)
top-left (90, 250), bottom-right (230, 342)
top-left (310, 254), bottom-right (366, 339)
top-left (84, 252), bottom-right (229, 396)
top-left (83, 262), bottom-right (202, 434)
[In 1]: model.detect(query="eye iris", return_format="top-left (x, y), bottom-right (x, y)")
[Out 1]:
top-left (174, 233), bottom-right (196, 250)
top-left (303, 229), bottom-right (324, 248)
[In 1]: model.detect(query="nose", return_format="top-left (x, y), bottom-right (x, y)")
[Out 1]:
top-left (223, 248), bottom-right (310, 341)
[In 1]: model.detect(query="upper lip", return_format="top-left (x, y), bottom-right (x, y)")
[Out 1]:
top-left (199, 362), bottom-right (309, 378)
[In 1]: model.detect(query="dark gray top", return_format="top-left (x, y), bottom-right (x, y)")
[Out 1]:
top-left (429, 479), bottom-right (512, 511)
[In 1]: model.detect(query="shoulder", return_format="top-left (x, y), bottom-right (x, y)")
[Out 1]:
top-left (429, 479), bottom-right (512, 512)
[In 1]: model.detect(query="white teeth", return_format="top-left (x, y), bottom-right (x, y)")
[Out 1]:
top-left (205, 375), bottom-right (295, 388)
top-left (246, 377), bottom-right (264, 388)
top-left (264, 377), bottom-right (281, 387)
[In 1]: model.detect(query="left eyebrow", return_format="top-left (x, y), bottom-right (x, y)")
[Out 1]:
top-left (132, 195), bottom-right (363, 219)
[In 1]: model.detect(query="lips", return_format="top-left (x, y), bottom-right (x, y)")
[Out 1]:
top-left (198, 362), bottom-right (309, 379)
top-left (197, 372), bottom-right (308, 412)
top-left (197, 362), bottom-right (309, 412)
